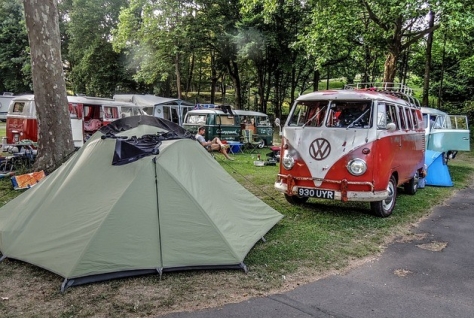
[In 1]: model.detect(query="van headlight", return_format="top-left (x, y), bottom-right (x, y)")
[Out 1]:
top-left (347, 158), bottom-right (367, 176)
top-left (282, 151), bottom-right (295, 170)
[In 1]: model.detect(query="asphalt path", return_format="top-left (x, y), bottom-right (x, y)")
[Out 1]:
top-left (169, 183), bottom-right (474, 318)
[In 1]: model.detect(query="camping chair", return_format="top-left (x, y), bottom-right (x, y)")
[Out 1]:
top-left (242, 129), bottom-right (260, 153)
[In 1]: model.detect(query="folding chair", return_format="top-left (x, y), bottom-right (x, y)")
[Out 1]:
top-left (242, 129), bottom-right (260, 153)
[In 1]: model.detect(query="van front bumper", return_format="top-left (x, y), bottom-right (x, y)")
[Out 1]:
top-left (274, 180), bottom-right (389, 202)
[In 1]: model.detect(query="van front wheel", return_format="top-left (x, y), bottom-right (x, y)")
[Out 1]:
top-left (285, 194), bottom-right (309, 205)
top-left (371, 175), bottom-right (397, 217)
top-left (258, 140), bottom-right (265, 149)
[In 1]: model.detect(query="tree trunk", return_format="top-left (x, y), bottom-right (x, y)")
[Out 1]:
top-left (225, 60), bottom-right (242, 109)
top-left (438, 33), bottom-right (447, 109)
top-left (313, 69), bottom-right (320, 92)
top-left (175, 52), bottom-right (181, 99)
top-left (422, 10), bottom-right (435, 106)
top-left (383, 51), bottom-right (398, 83)
top-left (23, 0), bottom-right (75, 174)
top-left (185, 51), bottom-right (194, 99)
top-left (210, 53), bottom-right (217, 104)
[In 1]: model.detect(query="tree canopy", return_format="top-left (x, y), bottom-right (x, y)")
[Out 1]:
top-left (1, 0), bottom-right (474, 118)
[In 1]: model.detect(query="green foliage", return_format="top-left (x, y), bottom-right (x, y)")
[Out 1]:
top-left (66, 0), bottom-right (133, 96)
top-left (0, 0), bottom-right (31, 93)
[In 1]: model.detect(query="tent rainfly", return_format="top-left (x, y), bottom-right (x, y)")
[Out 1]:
top-left (424, 150), bottom-right (454, 187)
top-left (0, 116), bottom-right (283, 292)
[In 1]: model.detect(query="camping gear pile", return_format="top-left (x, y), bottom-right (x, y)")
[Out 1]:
top-left (0, 116), bottom-right (283, 291)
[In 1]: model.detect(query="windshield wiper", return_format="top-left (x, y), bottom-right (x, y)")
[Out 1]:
top-left (302, 105), bottom-right (327, 128)
top-left (347, 108), bottom-right (371, 129)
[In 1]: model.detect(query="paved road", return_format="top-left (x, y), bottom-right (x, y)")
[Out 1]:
top-left (169, 184), bottom-right (474, 318)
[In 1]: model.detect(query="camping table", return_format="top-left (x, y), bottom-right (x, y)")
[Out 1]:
top-left (227, 141), bottom-right (244, 155)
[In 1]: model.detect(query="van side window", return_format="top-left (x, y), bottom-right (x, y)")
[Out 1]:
top-left (398, 106), bottom-right (407, 129)
top-left (405, 108), bottom-right (413, 130)
top-left (257, 116), bottom-right (270, 126)
top-left (387, 104), bottom-right (399, 130)
top-left (217, 115), bottom-right (235, 125)
top-left (434, 115), bottom-right (446, 129)
top-left (377, 103), bottom-right (387, 128)
top-left (411, 109), bottom-right (419, 129)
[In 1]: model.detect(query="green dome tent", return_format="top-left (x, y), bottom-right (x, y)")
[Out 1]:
top-left (0, 116), bottom-right (283, 292)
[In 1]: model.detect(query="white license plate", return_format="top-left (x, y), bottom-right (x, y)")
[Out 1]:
top-left (298, 188), bottom-right (335, 199)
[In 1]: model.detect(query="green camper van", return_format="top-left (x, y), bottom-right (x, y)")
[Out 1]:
top-left (183, 105), bottom-right (273, 148)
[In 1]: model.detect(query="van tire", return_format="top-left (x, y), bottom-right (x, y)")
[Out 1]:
top-left (258, 140), bottom-right (265, 149)
top-left (371, 175), bottom-right (397, 217)
top-left (403, 172), bottom-right (419, 195)
top-left (285, 194), bottom-right (309, 205)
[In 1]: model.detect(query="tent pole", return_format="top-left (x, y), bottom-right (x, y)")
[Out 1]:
top-left (153, 157), bottom-right (164, 270)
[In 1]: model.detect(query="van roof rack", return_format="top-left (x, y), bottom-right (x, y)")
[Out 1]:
top-left (344, 82), bottom-right (421, 108)
top-left (194, 103), bottom-right (234, 115)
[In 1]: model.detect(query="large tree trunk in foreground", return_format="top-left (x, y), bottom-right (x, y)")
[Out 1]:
top-left (23, 0), bottom-right (75, 174)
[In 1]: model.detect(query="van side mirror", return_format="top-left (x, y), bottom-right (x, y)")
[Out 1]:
top-left (386, 122), bottom-right (396, 132)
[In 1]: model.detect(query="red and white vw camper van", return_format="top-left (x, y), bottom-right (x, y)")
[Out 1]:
top-left (274, 83), bottom-right (426, 217)
top-left (6, 95), bottom-right (146, 148)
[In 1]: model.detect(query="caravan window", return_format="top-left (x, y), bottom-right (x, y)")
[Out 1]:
top-left (120, 106), bottom-right (143, 118)
top-left (104, 106), bottom-right (119, 119)
top-left (163, 106), bottom-right (179, 124)
top-left (69, 103), bottom-right (82, 119)
top-left (142, 106), bottom-right (153, 116)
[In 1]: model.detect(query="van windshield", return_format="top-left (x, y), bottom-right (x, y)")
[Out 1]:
top-left (287, 101), bottom-right (329, 127)
top-left (186, 114), bottom-right (207, 125)
top-left (326, 101), bottom-right (372, 128)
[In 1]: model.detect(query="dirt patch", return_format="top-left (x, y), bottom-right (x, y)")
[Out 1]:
top-left (394, 268), bottom-right (413, 277)
top-left (416, 241), bottom-right (448, 252)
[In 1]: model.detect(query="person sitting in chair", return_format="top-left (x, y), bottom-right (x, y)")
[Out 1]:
top-left (195, 126), bottom-right (234, 160)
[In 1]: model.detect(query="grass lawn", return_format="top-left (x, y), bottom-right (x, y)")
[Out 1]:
top-left (0, 131), bottom-right (473, 316)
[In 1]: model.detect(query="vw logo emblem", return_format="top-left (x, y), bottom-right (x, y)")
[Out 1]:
top-left (309, 138), bottom-right (331, 160)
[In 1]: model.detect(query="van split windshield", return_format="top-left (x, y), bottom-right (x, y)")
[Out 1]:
top-left (288, 100), bottom-right (372, 129)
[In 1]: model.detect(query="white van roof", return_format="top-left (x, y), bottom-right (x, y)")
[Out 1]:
top-left (420, 106), bottom-right (448, 116)
top-left (113, 94), bottom-right (193, 106)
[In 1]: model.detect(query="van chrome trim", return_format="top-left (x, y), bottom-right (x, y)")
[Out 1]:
top-left (274, 181), bottom-right (388, 202)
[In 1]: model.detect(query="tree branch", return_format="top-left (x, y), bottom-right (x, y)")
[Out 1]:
top-left (401, 24), bottom-right (440, 50)
top-left (359, 0), bottom-right (389, 31)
